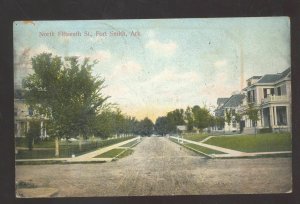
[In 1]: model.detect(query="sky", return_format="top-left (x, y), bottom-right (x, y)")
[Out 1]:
top-left (13, 17), bottom-right (291, 121)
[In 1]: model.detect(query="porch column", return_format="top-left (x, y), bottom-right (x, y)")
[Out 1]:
top-left (269, 105), bottom-right (274, 127)
top-left (261, 109), bottom-right (264, 127)
top-left (274, 106), bottom-right (277, 127)
top-left (287, 105), bottom-right (291, 131)
top-left (16, 122), bottom-right (21, 137)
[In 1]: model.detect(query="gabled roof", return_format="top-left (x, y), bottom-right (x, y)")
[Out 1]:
top-left (222, 94), bottom-right (245, 108)
top-left (217, 98), bottom-right (229, 105)
top-left (247, 76), bottom-right (262, 81)
top-left (256, 68), bottom-right (291, 84)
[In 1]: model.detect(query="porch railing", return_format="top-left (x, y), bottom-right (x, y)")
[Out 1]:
top-left (261, 95), bottom-right (288, 104)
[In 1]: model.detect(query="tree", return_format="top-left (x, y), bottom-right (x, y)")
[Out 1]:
top-left (225, 109), bottom-right (232, 132)
top-left (215, 116), bottom-right (225, 130)
top-left (23, 53), bottom-right (109, 156)
top-left (232, 111), bottom-right (243, 133)
top-left (154, 116), bottom-right (169, 136)
top-left (184, 106), bottom-right (194, 132)
top-left (92, 110), bottom-right (115, 138)
top-left (138, 117), bottom-right (154, 136)
top-left (166, 109), bottom-right (185, 133)
top-left (25, 120), bottom-right (40, 150)
top-left (192, 105), bottom-right (211, 131)
top-left (245, 103), bottom-right (260, 135)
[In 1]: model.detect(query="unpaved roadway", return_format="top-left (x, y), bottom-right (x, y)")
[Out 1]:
top-left (16, 137), bottom-right (292, 197)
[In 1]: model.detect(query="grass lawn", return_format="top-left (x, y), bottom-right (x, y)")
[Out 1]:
top-left (16, 136), bottom-right (135, 159)
top-left (16, 138), bottom-right (56, 148)
top-left (169, 138), bottom-right (224, 155)
top-left (183, 133), bottom-right (210, 142)
top-left (204, 133), bottom-right (292, 152)
top-left (94, 148), bottom-right (131, 158)
top-left (116, 149), bottom-right (134, 159)
top-left (183, 143), bottom-right (225, 155)
top-left (120, 140), bottom-right (138, 148)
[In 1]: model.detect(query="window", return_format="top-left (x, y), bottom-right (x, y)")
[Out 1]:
top-left (232, 120), bottom-right (237, 128)
top-left (263, 88), bottom-right (267, 98)
top-left (247, 91), bottom-right (251, 102)
top-left (263, 88), bottom-right (274, 98)
top-left (277, 87), bottom-right (281, 96)
top-left (276, 106), bottom-right (287, 126)
top-left (277, 84), bottom-right (287, 96)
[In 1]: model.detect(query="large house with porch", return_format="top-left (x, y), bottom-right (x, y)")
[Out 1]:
top-left (214, 67), bottom-right (291, 134)
top-left (240, 68), bottom-right (291, 133)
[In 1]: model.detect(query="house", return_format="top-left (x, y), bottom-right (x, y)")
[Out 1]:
top-left (222, 94), bottom-right (245, 132)
top-left (176, 125), bottom-right (187, 134)
top-left (240, 68), bottom-right (291, 133)
top-left (14, 89), bottom-right (48, 139)
top-left (214, 98), bottom-right (229, 117)
top-left (213, 94), bottom-right (245, 133)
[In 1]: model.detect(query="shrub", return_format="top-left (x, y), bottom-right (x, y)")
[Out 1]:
top-left (259, 128), bottom-right (272, 134)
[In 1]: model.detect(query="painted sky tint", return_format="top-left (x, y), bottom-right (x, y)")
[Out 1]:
top-left (14, 17), bottom-right (290, 121)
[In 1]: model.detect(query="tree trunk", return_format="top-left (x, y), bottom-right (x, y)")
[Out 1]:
top-left (55, 137), bottom-right (59, 157)
top-left (79, 135), bottom-right (83, 151)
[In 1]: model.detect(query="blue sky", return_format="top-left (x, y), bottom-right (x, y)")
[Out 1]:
top-left (14, 17), bottom-right (290, 121)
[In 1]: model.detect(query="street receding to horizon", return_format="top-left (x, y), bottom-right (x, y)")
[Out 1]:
top-left (16, 137), bottom-right (292, 197)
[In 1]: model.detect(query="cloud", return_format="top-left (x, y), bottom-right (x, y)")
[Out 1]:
top-left (214, 59), bottom-right (227, 68)
top-left (150, 68), bottom-right (200, 83)
top-left (145, 40), bottom-right (177, 57)
top-left (87, 50), bottom-right (111, 62)
top-left (113, 60), bottom-right (141, 76)
top-left (138, 68), bottom-right (203, 107)
top-left (14, 45), bottom-right (59, 87)
top-left (199, 59), bottom-right (240, 105)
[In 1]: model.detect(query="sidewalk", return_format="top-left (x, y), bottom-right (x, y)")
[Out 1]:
top-left (170, 136), bottom-right (292, 158)
top-left (171, 136), bottom-right (243, 155)
top-left (16, 137), bottom-right (140, 164)
top-left (69, 137), bottom-right (139, 162)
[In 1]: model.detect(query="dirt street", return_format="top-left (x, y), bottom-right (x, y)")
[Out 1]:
top-left (16, 137), bottom-right (292, 197)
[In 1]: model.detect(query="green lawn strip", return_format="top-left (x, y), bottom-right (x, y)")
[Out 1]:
top-left (120, 140), bottom-right (138, 148)
top-left (116, 149), bottom-right (134, 159)
top-left (94, 148), bottom-right (125, 158)
top-left (169, 138), bottom-right (224, 157)
top-left (15, 138), bottom-right (56, 148)
top-left (183, 133), bottom-right (210, 142)
top-left (16, 136), bottom-right (135, 159)
top-left (183, 143), bottom-right (225, 155)
top-left (204, 133), bottom-right (292, 153)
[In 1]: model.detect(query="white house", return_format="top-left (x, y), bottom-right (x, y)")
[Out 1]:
top-left (240, 68), bottom-right (291, 133)
top-left (14, 89), bottom-right (48, 139)
top-left (213, 94), bottom-right (245, 133)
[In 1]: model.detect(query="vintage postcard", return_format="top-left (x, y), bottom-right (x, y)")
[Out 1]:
top-left (14, 17), bottom-right (292, 197)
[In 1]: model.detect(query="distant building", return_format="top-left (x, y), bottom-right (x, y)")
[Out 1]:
top-left (176, 125), bottom-right (187, 134)
top-left (214, 98), bottom-right (229, 117)
top-left (214, 94), bottom-right (245, 133)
